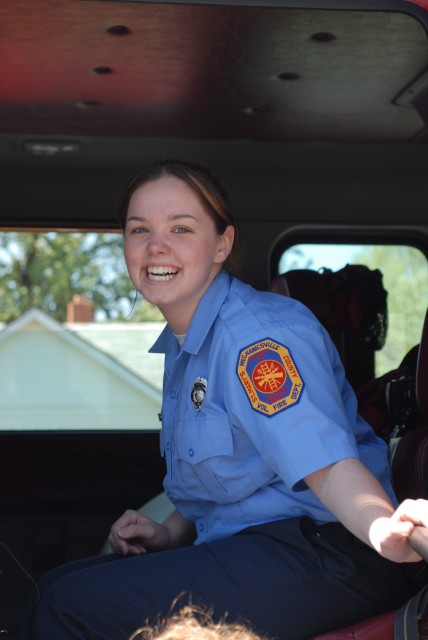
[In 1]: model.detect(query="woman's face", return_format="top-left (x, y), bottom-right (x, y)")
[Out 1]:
top-left (124, 175), bottom-right (234, 334)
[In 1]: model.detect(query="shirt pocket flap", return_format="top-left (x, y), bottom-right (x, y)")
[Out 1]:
top-left (175, 418), bottom-right (233, 464)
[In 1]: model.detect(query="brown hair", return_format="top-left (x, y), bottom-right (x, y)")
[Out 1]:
top-left (117, 159), bottom-right (240, 276)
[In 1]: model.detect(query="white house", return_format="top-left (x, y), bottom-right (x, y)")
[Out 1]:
top-left (0, 309), bottom-right (165, 431)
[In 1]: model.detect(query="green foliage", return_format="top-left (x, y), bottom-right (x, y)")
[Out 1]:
top-left (352, 245), bottom-right (428, 375)
top-left (279, 246), bottom-right (314, 272)
top-left (0, 231), bottom-right (162, 323)
top-left (130, 297), bottom-right (165, 322)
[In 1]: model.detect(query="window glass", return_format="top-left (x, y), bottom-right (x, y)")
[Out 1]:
top-left (278, 243), bottom-right (428, 377)
top-left (0, 231), bottom-right (165, 431)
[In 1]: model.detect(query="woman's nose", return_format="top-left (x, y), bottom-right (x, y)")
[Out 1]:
top-left (147, 231), bottom-right (169, 253)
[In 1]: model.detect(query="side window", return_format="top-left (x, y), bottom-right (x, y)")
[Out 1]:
top-left (0, 230), bottom-right (165, 431)
top-left (276, 243), bottom-right (428, 378)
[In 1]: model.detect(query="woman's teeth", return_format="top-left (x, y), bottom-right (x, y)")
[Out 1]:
top-left (147, 267), bottom-right (177, 281)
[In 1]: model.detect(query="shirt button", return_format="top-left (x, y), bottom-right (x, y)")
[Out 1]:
top-left (198, 523), bottom-right (204, 532)
top-left (170, 390), bottom-right (176, 399)
top-left (166, 441), bottom-right (170, 451)
top-left (188, 448), bottom-right (194, 457)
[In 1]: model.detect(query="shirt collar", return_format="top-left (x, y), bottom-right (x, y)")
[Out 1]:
top-left (149, 270), bottom-right (232, 355)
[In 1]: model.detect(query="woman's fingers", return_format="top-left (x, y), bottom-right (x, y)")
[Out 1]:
top-left (108, 510), bottom-right (146, 555)
top-left (107, 510), bottom-right (170, 555)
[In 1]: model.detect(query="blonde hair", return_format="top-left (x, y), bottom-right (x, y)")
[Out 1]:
top-left (130, 605), bottom-right (267, 640)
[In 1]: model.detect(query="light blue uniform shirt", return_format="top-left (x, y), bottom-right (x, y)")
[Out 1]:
top-left (150, 270), bottom-right (396, 544)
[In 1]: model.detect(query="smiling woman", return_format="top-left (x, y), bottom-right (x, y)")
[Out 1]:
top-left (124, 181), bottom-right (233, 333)
top-left (120, 161), bottom-right (237, 334)
top-left (22, 159), bottom-right (428, 640)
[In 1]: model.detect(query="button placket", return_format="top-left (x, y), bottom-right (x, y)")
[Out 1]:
top-left (163, 351), bottom-right (189, 497)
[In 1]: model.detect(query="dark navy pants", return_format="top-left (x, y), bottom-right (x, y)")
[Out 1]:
top-left (22, 518), bottom-right (425, 640)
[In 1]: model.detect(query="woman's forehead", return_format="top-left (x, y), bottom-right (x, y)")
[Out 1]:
top-left (127, 176), bottom-right (213, 219)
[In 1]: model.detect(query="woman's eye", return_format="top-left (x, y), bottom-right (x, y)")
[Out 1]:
top-left (174, 226), bottom-right (190, 234)
top-left (133, 227), bottom-right (149, 234)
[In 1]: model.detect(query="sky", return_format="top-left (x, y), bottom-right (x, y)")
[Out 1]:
top-left (279, 243), bottom-right (360, 274)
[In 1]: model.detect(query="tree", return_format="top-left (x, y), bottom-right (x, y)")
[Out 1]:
top-left (130, 297), bottom-right (166, 322)
top-left (0, 231), bottom-right (163, 323)
top-left (278, 245), bottom-right (314, 272)
top-left (352, 244), bottom-right (428, 374)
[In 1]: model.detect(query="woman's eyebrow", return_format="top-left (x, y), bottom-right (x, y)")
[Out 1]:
top-left (169, 213), bottom-right (197, 221)
top-left (126, 215), bottom-right (145, 222)
top-left (127, 213), bottom-right (197, 222)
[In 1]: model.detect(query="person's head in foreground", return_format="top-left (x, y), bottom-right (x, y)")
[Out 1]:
top-left (130, 605), bottom-right (267, 640)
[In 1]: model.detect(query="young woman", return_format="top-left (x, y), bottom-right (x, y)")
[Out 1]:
top-left (24, 160), bottom-right (428, 640)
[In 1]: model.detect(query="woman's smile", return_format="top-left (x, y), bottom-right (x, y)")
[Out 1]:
top-left (146, 265), bottom-right (179, 282)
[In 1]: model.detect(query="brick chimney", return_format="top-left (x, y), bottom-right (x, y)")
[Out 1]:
top-left (67, 294), bottom-right (94, 323)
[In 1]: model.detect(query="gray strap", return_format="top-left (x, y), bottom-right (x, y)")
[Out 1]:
top-left (394, 585), bottom-right (428, 640)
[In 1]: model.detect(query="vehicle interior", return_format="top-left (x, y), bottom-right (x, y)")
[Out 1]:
top-left (1, 0), bottom-right (428, 637)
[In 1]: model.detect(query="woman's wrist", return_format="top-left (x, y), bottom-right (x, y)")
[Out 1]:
top-left (163, 510), bottom-right (196, 549)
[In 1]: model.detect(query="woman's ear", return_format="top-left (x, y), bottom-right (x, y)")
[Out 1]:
top-left (215, 225), bottom-right (235, 264)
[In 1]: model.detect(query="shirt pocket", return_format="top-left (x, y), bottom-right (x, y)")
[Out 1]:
top-left (174, 418), bottom-right (247, 504)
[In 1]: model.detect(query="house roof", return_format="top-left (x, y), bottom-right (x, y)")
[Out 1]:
top-left (0, 309), bottom-right (164, 400)
top-left (66, 321), bottom-right (165, 392)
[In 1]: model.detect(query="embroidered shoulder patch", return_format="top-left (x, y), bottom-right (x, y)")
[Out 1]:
top-left (236, 338), bottom-right (304, 417)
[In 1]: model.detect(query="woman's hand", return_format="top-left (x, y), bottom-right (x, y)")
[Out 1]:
top-left (108, 509), bottom-right (171, 556)
top-left (369, 499), bottom-right (428, 563)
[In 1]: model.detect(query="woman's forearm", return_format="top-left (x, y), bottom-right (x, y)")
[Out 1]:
top-left (305, 457), bottom-right (394, 547)
top-left (305, 457), bottom-right (421, 562)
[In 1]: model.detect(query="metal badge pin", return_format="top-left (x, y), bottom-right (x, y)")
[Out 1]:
top-left (191, 377), bottom-right (208, 411)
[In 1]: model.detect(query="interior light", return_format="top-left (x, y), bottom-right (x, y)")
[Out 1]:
top-left (106, 25), bottom-right (131, 36)
top-left (22, 141), bottom-right (83, 157)
top-left (278, 72), bottom-right (300, 81)
top-left (92, 66), bottom-right (113, 75)
top-left (311, 32), bottom-right (336, 42)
